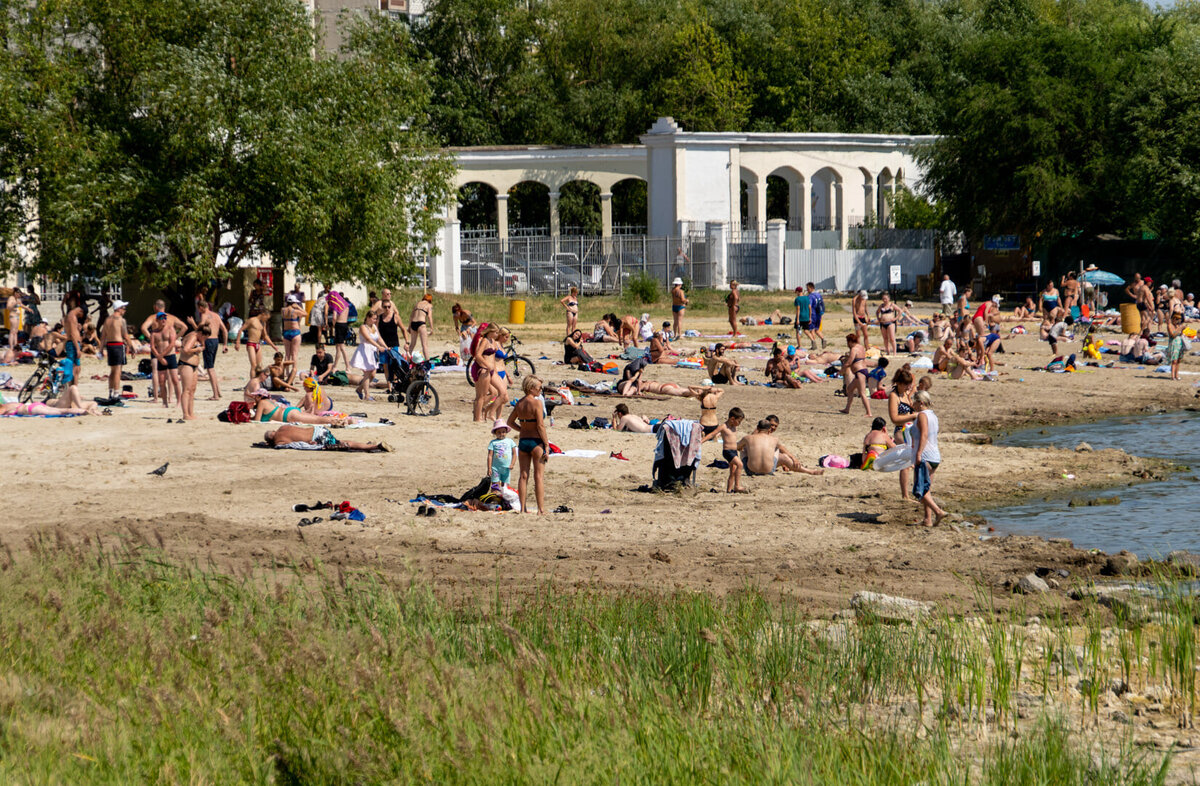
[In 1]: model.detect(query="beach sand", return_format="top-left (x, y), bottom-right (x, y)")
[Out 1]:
top-left (2, 306), bottom-right (1192, 615)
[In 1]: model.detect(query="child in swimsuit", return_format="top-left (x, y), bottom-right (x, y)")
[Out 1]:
top-left (861, 416), bottom-right (895, 470)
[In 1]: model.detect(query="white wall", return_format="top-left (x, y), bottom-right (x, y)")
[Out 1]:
top-left (783, 248), bottom-right (933, 293)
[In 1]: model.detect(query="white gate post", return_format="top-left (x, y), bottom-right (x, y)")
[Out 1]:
top-left (707, 221), bottom-right (728, 288)
top-left (766, 219), bottom-right (785, 291)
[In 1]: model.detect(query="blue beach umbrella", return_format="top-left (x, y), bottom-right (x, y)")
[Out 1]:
top-left (1080, 269), bottom-right (1125, 286)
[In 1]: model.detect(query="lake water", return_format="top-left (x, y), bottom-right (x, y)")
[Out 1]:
top-left (979, 410), bottom-right (1200, 558)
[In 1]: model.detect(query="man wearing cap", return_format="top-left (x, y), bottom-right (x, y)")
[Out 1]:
top-left (671, 278), bottom-right (688, 337)
top-left (198, 300), bottom-right (229, 400)
top-left (100, 300), bottom-right (136, 403)
top-left (140, 300), bottom-right (188, 401)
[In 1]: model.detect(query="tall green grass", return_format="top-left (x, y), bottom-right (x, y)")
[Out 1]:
top-left (0, 534), bottom-right (1177, 784)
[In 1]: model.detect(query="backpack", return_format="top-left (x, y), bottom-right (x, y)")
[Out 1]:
top-left (137, 358), bottom-right (152, 376)
top-left (225, 401), bottom-right (252, 424)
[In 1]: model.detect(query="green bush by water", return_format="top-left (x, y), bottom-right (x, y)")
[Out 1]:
top-left (0, 536), bottom-right (1175, 784)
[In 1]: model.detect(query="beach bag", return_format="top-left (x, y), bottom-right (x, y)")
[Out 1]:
top-left (225, 401), bottom-right (252, 424)
top-left (818, 454), bottom-right (849, 469)
top-left (137, 358), bottom-right (152, 376)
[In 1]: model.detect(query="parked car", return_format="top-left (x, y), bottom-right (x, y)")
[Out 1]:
top-left (461, 261), bottom-right (505, 294)
top-left (503, 271), bottom-right (530, 295)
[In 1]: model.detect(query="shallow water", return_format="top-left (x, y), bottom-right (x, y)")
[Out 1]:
top-left (979, 411), bottom-right (1200, 558)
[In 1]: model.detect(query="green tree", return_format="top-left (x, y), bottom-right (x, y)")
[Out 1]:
top-left (0, 0), bottom-right (452, 288)
top-left (653, 17), bottom-right (750, 132)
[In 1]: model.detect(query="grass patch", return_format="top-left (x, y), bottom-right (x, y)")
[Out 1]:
top-left (0, 535), bottom-right (1177, 783)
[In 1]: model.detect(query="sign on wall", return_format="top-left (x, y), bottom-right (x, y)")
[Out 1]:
top-left (889, 265), bottom-right (902, 286)
top-left (256, 267), bottom-right (274, 296)
top-left (983, 235), bottom-right (1021, 251)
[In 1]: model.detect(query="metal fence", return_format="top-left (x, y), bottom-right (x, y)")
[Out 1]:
top-left (459, 235), bottom-right (713, 297)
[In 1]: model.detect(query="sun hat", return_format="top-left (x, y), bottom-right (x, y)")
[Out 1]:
top-left (491, 419), bottom-right (510, 433)
top-left (1085, 263), bottom-right (1098, 271)
top-left (112, 300), bottom-right (129, 310)
top-left (672, 278), bottom-right (683, 286)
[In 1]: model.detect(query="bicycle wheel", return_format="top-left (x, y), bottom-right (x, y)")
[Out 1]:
top-left (18, 367), bottom-right (45, 404)
top-left (506, 355), bottom-right (536, 382)
top-left (406, 380), bottom-right (440, 416)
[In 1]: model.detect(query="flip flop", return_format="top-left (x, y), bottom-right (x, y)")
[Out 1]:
top-left (298, 518), bottom-right (313, 526)
top-left (424, 508), bottom-right (436, 517)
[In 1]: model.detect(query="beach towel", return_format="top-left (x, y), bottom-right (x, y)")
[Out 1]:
top-left (557, 449), bottom-right (606, 458)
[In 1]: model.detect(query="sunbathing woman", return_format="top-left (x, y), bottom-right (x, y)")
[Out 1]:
top-left (932, 337), bottom-right (982, 379)
top-left (299, 377), bottom-right (334, 414)
top-left (563, 330), bottom-right (595, 367)
top-left (648, 332), bottom-right (676, 364)
top-left (592, 315), bottom-right (619, 343)
top-left (637, 380), bottom-right (698, 397)
top-left (615, 357), bottom-right (647, 396)
top-left (2, 397), bottom-right (101, 416)
top-left (252, 397), bottom-right (353, 425)
top-left (1013, 297), bottom-right (1038, 320)
top-left (244, 365), bottom-right (272, 403)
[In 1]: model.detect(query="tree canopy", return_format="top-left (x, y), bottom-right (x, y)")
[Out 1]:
top-left (0, 0), bottom-right (453, 288)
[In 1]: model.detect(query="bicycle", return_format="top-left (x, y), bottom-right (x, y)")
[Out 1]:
top-left (18, 353), bottom-right (71, 404)
top-left (465, 334), bottom-right (536, 387)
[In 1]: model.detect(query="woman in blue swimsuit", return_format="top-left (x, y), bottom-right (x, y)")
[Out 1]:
top-left (281, 299), bottom-right (306, 386)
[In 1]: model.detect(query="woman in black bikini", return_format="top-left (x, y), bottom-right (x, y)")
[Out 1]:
top-left (506, 375), bottom-right (549, 515)
top-left (852, 290), bottom-right (871, 350)
top-left (177, 326), bottom-right (205, 421)
top-left (887, 364), bottom-right (918, 500)
top-left (840, 332), bottom-right (872, 417)
top-left (876, 293), bottom-right (897, 356)
top-left (560, 287), bottom-right (579, 334)
top-left (563, 330), bottom-right (593, 367)
top-left (697, 386), bottom-right (723, 436)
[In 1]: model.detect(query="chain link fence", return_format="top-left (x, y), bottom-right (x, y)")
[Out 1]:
top-left (459, 235), bottom-right (712, 298)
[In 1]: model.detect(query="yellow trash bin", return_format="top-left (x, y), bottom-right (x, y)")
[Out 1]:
top-left (508, 299), bottom-right (526, 325)
top-left (1119, 303), bottom-right (1140, 335)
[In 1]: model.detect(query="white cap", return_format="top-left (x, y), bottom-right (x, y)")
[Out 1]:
top-left (992, 294), bottom-right (1001, 303)
top-left (859, 290), bottom-right (868, 297)
top-left (672, 278), bottom-right (683, 286)
top-left (112, 300), bottom-right (129, 310)
top-left (641, 313), bottom-right (650, 321)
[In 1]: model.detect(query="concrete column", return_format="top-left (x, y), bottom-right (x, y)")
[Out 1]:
top-left (863, 181), bottom-right (875, 224)
top-left (496, 193), bottom-right (509, 242)
top-left (707, 221), bottom-right (728, 287)
top-left (800, 181), bottom-right (812, 250)
top-left (766, 219), bottom-right (786, 291)
top-left (549, 191), bottom-right (561, 239)
top-left (753, 179), bottom-right (767, 233)
top-left (447, 199), bottom-right (458, 223)
top-left (835, 182), bottom-right (848, 250)
top-left (436, 218), bottom-right (462, 294)
top-left (600, 191), bottom-right (613, 239)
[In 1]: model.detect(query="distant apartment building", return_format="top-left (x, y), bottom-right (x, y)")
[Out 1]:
top-left (306, 0), bottom-right (426, 53)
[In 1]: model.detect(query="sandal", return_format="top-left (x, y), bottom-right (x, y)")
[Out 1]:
top-left (101, 408), bottom-right (113, 416)
top-left (417, 505), bottom-right (428, 516)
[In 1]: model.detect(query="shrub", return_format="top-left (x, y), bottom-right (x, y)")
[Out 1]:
top-left (623, 272), bottom-right (661, 305)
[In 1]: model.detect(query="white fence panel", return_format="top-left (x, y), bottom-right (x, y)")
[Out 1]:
top-left (785, 248), bottom-right (933, 293)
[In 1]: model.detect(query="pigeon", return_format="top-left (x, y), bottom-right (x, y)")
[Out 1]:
top-left (148, 462), bottom-right (169, 476)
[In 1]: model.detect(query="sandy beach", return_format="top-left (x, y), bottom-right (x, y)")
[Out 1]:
top-left (3, 303), bottom-right (1192, 615)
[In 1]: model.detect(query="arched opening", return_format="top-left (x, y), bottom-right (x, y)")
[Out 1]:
top-left (738, 167), bottom-right (764, 233)
top-left (611, 178), bottom-right (647, 235)
top-left (507, 181), bottom-right (551, 235)
top-left (766, 166), bottom-right (804, 230)
top-left (810, 167), bottom-right (844, 249)
top-left (739, 179), bottom-right (749, 228)
top-left (457, 182), bottom-right (498, 234)
top-left (558, 180), bottom-right (601, 236)
top-left (877, 168), bottom-right (895, 226)
top-left (766, 175), bottom-right (790, 223)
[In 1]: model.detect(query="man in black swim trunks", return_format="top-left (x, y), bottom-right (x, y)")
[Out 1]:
top-left (100, 300), bottom-right (136, 403)
top-left (198, 300), bottom-right (228, 400)
top-left (700, 407), bottom-right (746, 493)
top-left (704, 343), bottom-right (742, 385)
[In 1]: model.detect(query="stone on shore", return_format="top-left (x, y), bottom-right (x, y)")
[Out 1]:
top-left (1017, 573), bottom-right (1050, 594)
top-left (850, 591), bottom-right (934, 623)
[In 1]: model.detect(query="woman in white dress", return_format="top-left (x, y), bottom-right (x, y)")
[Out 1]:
top-left (351, 311), bottom-right (388, 401)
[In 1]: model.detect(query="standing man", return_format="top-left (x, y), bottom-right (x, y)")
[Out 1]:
top-left (726, 280), bottom-right (741, 337)
top-left (670, 278), bottom-right (688, 338)
top-left (150, 312), bottom-right (182, 408)
top-left (248, 278), bottom-right (267, 316)
top-left (198, 300), bottom-right (228, 400)
top-left (62, 294), bottom-right (85, 389)
top-left (806, 282), bottom-right (826, 349)
top-left (672, 246), bottom-right (689, 284)
top-left (100, 300), bottom-right (136, 402)
top-left (325, 289), bottom-right (351, 371)
top-left (140, 300), bottom-right (188, 401)
top-left (5, 287), bottom-right (31, 351)
top-left (793, 286), bottom-right (813, 350)
top-left (939, 274), bottom-right (957, 316)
